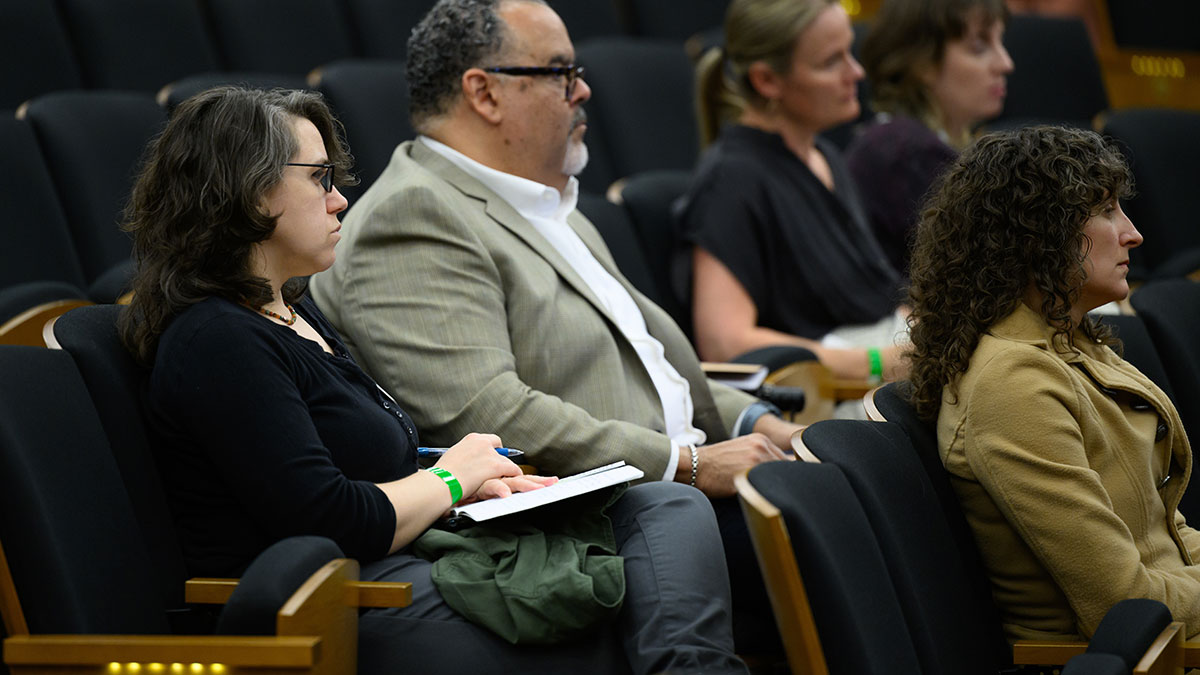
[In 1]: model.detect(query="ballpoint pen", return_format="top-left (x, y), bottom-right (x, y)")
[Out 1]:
top-left (417, 446), bottom-right (525, 458)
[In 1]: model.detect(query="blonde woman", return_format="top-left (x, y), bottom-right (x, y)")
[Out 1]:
top-left (679, 0), bottom-right (906, 384)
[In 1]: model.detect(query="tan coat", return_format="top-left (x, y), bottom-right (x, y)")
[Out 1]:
top-left (310, 141), bottom-right (755, 479)
top-left (938, 303), bottom-right (1200, 641)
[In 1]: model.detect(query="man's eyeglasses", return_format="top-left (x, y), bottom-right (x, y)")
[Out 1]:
top-left (285, 162), bottom-right (335, 192)
top-left (483, 65), bottom-right (586, 100)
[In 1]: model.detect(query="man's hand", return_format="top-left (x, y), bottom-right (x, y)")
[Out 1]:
top-left (752, 414), bottom-right (804, 454)
top-left (678, 433), bottom-right (790, 498)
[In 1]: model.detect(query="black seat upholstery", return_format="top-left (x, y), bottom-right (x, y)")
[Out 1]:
top-left (20, 91), bottom-right (167, 301)
top-left (49, 304), bottom-right (190, 610)
top-left (864, 383), bottom-right (1009, 657)
top-left (575, 39), bottom-right (699, 190)
top-left (801, 419), bottom-right (1011, 674)
top-left (0, 118), bottom-right (88, 305)
top-left (741, 459), bottom-right (925, 674)
top-left (0, 346), bottom-right (174, 633)
top-left (1098, 313), bottom-right (1176, 403)
top-left (993, 15), bottom-right (1108, 130)
top-left (577, 191), bottom-right (663, 309)
top-left (312, 59), bottom-right (412, 204)
top-left (0, 1), bottom-right (82, 111)
top-left (1130, 279), bottom-right (1200, 520)
top-left (616, 169), bottom-right (695, 332)
top-left (1, 335), bottom-right (408, 673)
top-left (625, 0), bottom-right (729, 41)
top-left (341, 0), bottom-right (430, 60)
top-left (1101, 108), bottom-right (1200, 279)
top-left (57, 0), bottom-right (220, 92)
top-left (158, 72), bottom-right (312, 112)
top-left (202, 0), bottom-right (356, 75)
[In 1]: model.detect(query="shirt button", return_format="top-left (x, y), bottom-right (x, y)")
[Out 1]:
top-left (1156, 421), bottom-right (1168, 442)
top-left (382, 400), bottom-right (392, 410)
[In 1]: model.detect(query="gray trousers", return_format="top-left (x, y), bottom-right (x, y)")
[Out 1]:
top-left (357, 482), bottom-right (748, 675)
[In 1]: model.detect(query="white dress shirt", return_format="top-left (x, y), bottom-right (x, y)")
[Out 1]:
top-left (420, 136), bottom-right (705, 479)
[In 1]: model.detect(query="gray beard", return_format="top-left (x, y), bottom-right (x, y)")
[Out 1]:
top-left (562, 140), bottom-right (589, 176)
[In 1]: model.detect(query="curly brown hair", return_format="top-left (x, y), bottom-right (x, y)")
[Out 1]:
top-left (119, 86), bottom-right (355, 365)
top-left (905, 126), bottom-right (1133, 420)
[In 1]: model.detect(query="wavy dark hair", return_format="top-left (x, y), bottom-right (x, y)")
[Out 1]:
top-left (861, 0), bottom-right (1007, 143)
top-left (906, 126), bottom-right (1133, 420)
top-left (119, 86), bottom-right (355, 365)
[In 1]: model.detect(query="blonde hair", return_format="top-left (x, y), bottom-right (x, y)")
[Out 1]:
top-left (695, 0), bottom-right (837, 147)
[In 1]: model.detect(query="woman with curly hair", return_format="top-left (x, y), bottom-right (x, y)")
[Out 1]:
top-left (846, 0), bottom-right (1013, 275)
top-left (906, 125), bottom-right (1200, 641)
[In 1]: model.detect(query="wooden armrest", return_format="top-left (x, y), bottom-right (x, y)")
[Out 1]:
top-left (1012, 639), bottom-right (1087, 665)
top-left (1135, 621), bottom-right (1185, 673)
top-left (185, 577), bottom-right (412, 608)
top-left (0, 299), bottom-right (91, 347)
top-left (818, 378), bottom-right (874, 401)
top-left (1014, 632), bottom-right (1200, 669)
top-left (4, 634), bottom-right (319, 668)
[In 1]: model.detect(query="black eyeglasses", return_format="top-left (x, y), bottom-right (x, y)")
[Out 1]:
top-left (285, 162), bottom-right (335, 192)
top-left (483, 65), bottom-right (586, 100)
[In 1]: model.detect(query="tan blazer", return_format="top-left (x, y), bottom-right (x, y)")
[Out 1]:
top-left (938, 303), bottom-right (1200, 641)
top-left (310, 141), bottom-right (756, 479)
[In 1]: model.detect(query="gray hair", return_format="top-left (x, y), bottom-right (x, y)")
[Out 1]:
top-left (406, 0), bottom-right (549, 131)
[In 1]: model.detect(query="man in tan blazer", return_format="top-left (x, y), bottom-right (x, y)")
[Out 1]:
top-left (311, 0), bottom-right (798, 653)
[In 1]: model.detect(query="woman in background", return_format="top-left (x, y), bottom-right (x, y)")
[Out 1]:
top-left (120, 86), bottom-right (748, 675)
top-left (680, 0), bottom-right (906, 383)
top-left (906, 125), bottom-right (1200, 641)
top-left (847, 0), bottom-right (1012, 275)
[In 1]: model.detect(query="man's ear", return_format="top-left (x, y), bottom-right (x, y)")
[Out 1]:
top-left (746, 61), bottom-right (782, 101)
top-left (462, 68), bottom-right (503, 124)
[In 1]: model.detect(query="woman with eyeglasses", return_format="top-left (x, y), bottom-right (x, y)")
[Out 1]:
top-left (680, 0), bottom-right (907, 391)
top-left (846, 0), bottom-right (1013, 276)
top-left (907, 125), bottom-right (1200, 642)
top-left (120, 86), bottom-right (748, 675)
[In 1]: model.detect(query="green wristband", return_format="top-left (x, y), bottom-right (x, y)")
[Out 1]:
top-left (427, 467), bottom-right (463, 505)
top-left (867, 347), bottom-right (884, 383)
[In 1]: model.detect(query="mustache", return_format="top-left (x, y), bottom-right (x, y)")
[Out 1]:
top-left (571, 109), bottom-right (587, 129)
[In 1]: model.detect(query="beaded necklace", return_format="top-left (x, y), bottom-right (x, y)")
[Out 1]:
top-left (251, 303), bottom-right (298, 326)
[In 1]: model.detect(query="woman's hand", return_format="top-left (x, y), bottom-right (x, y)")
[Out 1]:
top-left (431, 432), bottom-right (522, 498)
top-left (460, 474), bottom-right (559, 504)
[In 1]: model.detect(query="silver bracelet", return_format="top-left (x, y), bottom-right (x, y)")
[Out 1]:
top-left (688, 444), bottom-right (699, 487)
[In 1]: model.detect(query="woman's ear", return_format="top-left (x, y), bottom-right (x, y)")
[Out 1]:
top-left (461, 68), bottom-right (503, 124)
top-left (746, 61), bottom-right (783, 102)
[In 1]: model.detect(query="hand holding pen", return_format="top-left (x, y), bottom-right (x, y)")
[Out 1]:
top-left (419, 446), bottom-right (524, 458)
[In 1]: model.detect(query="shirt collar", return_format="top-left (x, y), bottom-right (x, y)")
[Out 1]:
top-left (418, 135), bottom-right (578, 222)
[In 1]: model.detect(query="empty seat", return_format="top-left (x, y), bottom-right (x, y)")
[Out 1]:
top-left (158, 72), bottom-right (311, 112)
top-left (20, 91), bottom-right (167, 300)
top-left (1101, 108), bottom-right (1200, 279)
top-left (57, 0), bottom-right (220, 92)
top-left (992, 14), bottom-right (1108, 130)
top-left (0, 1), bottom-right (82, 111)
top-left (341, 0), bottom-right (431, 60)
top-left (626, 0), bottom-right (728, 41)
top-left (312, 59), bottom-right (412, 203)
top-left (0, 117), bottom-right (87, 297)
top-left (202, 0), bottom-right (356, 75)
top-left (554, 1), bottom-right (627, 42)
top-left (575, 38), bottom-right (699, 190)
